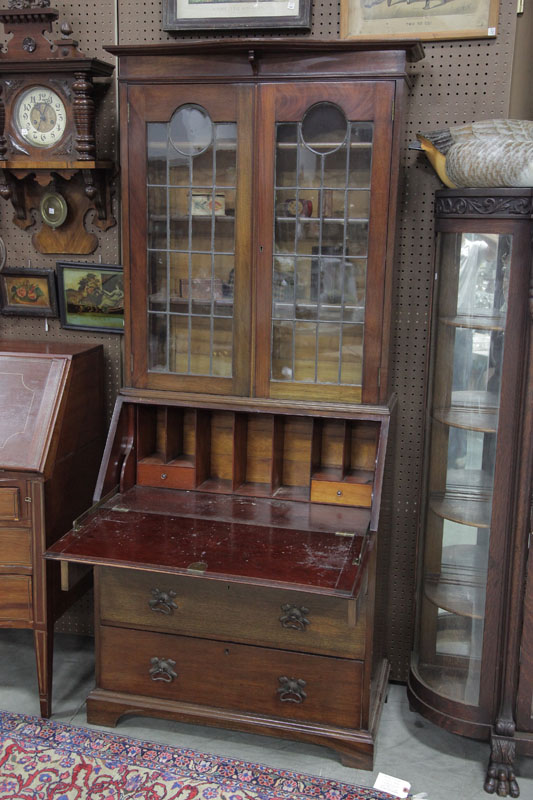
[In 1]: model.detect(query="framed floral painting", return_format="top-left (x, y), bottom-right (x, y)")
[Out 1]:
top-left (0, 267), bottom-right (58, 317)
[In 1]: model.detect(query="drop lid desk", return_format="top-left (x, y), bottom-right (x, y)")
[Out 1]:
top-left (46, 394), bottom-right (393, 767)
top-left (0, 340), bottom-right (104, 717)
top-left (46, 38), bottom-right (423, 766)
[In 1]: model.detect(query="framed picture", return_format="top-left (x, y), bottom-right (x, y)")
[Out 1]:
top-left (341, 0), bottom-right (499, 41)
top-left (0, 267), bottom-right (58, 317)
top-left (57, 261), bottom-right (124, 333)
top-left (163, 0), bottom-right (311, 31)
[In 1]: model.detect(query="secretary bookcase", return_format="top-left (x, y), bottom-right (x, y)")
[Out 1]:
top-left (47, 39), bottom-right (423, 767)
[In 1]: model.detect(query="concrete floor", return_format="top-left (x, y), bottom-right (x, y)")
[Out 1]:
top-left (1, 629), bottom-right (532, 800)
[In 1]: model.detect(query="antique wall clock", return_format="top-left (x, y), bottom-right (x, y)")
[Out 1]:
top-left (0, 2), bottom-right (115, 254)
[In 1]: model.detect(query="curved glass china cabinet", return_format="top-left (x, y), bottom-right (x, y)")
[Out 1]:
top-left (409, 189), bottom-right (533, 797)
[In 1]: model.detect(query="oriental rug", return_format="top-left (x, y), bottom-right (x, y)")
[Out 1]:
top-left (0, 710), bottom-right (396, 800)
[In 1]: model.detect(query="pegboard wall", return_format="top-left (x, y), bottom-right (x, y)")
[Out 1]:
top-left (0, 0), bottom-right (526, 675)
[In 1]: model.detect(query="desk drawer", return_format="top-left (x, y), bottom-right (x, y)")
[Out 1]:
top-left (310, 480), bottom-right (372, 508)
top-left (98, 624), bottom-right (362, 728)
top-left (98, 566), bottom-right (365, 659)
top-left (0, 575), bottom-right (32, 621)
top-left (0, 528), bottom-right (31, 566)
top-left (0, 479), bottom-right (31, 524)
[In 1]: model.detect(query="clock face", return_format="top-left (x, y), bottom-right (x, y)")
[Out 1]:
top-left (14, 86), bottom-right (67, 149)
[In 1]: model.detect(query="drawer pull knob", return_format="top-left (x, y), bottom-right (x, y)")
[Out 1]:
top-left (280, 604), bottom-right (310, 631)
top-left (149, 588), bottom-right (178, 615)
top-left (149, 657), bottom-right (177, 682)
top-left (161, 473), bottom-right (168, 480)
top-left (277, 676), bottom-right (307, 703)
top-left (336, 490), bottom-right (342, 496)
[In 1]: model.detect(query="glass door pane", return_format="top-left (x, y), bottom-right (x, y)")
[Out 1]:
top-left (271, 105), bottom-right (370, 390)
top-left (147, 106), bottom-right (236, 379)
top-left (416, 231), bottom-right (511, 706)
top-left (256, 81), bottom-right (395, 404)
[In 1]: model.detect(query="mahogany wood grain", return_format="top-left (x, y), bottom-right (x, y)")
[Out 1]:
top-left (47, 503), bottom-right (367, 596)
top-left (98, 624), bottom-right (363, 728)
top-left (98, 565), bottom-right (366, 659)
top-left (0, 575), bottom-right (32, 621)
top-left (0, 528), bottom-right (31, 566)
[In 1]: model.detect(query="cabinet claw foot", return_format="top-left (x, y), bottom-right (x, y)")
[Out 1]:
top-left (484, 762), bottom-right (519, 797)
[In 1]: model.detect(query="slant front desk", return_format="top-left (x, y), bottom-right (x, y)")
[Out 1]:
top-left (47, 38), bottom-right (423, 767)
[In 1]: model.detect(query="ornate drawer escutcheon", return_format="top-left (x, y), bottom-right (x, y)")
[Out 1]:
top-left (279, 604), bottom-right (310, 631)
top-left (277, 676), bottom-right (307, 703)
top-left (149, 588), bottom-right (178, 615)
top-left (149, 657), bottom-right (178, 682)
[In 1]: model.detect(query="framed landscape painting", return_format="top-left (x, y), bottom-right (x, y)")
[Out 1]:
top-left (341, 0), bottom-right (499, 41)
top-left (0, 267), bottom-right (57, 317)
top-left (163, 0), bottom-right (312, 31)
top-left (57, 261), bottom-right (124, 333)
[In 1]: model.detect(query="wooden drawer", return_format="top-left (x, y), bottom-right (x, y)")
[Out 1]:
top-left (0, 478), bottom-right (31, 524)
top-left (98, 625), bottom-right (363, 728)
top-left (0, 528), bottom-right (31, 566)
top-left (137, 462), bottom-right (196, 490)
top-left (98, 566), bottom-right (365, 659)
top-left (310, 479), bottom-right (372, 508)
top-left (0, 575), bottom-right (32, 621)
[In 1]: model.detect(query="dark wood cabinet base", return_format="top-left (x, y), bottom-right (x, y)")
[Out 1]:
top-left (86, 657), bottom-right (389, 769)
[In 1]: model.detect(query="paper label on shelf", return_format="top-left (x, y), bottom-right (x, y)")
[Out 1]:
top-left (373, 772), bottom-right (411, 798)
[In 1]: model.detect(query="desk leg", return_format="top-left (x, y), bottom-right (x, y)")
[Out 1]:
top-left (34, 627), bottom-right (53, 718)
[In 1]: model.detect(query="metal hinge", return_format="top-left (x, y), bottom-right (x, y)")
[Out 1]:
top-left (335, 531), bottom-right (356, 537)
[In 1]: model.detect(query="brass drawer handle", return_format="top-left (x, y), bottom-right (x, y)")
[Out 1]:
top-left (149, 588), bottom-right (178, 615)
top-left (280, 604), bottom-right (310, 631)
top-left (149, 657), bottom-right (177, 682)
top-left (277, 676), bottom-right (307, 703)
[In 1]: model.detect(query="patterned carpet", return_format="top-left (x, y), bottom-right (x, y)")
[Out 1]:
top-left (0, 710), bottom-right (396, 800)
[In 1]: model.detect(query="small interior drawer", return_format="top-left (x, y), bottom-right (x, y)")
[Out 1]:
top-left (137, 460), bottom-right (196, 490)
top-left (0, 575), bottom-right (32, 621)
top-left (98, 624), bottom-right (363, 729)
top-left (0, 528), bottom-right (31, 567)
top-left (310, 479), bottom-right (372, 508)
top-left (98, 566), bottom-right (365, 659)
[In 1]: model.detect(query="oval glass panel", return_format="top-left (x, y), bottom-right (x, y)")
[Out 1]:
top-left (301, 102), bottom-right (348, 155)
top-left (169, 104), bottom-right (213, 156)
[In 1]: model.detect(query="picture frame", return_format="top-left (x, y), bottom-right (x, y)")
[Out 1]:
top-left (56, 261), bottom-right (124, 334)
top-left (163, 0), bottom-right (311, 32)
top-left (0, 267), bottom-right (58, 317)
top-left (341, 0), bottom-right (499, 42)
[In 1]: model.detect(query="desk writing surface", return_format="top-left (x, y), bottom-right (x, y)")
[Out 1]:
top-left (46, 489), bottom-right (370, 596)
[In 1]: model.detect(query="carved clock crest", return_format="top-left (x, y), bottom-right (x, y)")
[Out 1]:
top-left (0, 1), bottom-right (116, 253)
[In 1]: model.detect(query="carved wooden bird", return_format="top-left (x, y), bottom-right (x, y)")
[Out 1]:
top-left (414, 119), bottom-right (533, 188)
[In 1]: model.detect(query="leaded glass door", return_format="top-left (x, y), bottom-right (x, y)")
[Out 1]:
top-left (127, 84), bottom-right (253, 394)
top-left (255, 82), bottom-right (395, 404)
